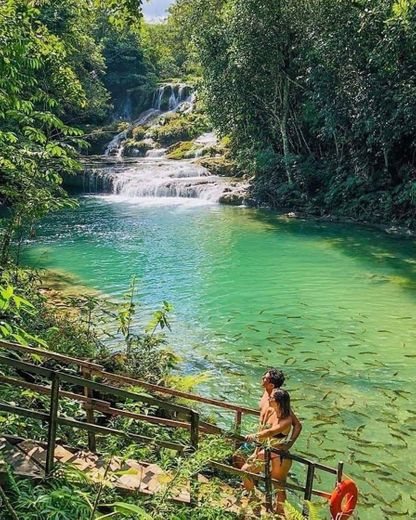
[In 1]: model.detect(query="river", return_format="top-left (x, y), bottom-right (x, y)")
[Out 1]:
top-left (22, 159), bottom-right (416, 519)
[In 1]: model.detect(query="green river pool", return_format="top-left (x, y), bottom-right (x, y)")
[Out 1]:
top-left (23, 195), bottom-right (416, 519)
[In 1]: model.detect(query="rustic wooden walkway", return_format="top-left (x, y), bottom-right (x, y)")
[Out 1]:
top-left (0, 340), bottom-right (347, 518)
top-left (0, 436), bottom-right (261, 514)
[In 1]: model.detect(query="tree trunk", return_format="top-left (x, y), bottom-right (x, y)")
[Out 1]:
top-left (280, 76), bottom-right (292, 184)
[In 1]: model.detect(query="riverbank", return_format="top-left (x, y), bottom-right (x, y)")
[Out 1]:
top-left (271, 208), bottom-right (416, 239)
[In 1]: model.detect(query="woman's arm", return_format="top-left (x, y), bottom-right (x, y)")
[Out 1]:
top-left (285, 409), bottom-right (302, 449)
top-left (246, 416), bottom-right (292, 442)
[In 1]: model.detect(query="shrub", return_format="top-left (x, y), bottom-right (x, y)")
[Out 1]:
top-left (131, 125), bottom-right (147, 141)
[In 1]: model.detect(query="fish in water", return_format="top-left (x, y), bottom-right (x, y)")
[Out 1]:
top-left (246, 325), bottom-right (260, 332)
top-left (380, 507), bottom-right (409, 517)
top-left (369, 492), bottom-right (393, 506)
top-left (393, 389), bottom-right (411, 399)
top-left (266, 337), bottom-right (280, 344)
top-left (284, 357), bottom-right (296, 364)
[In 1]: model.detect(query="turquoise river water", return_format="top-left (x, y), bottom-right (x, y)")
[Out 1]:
top-left (23, 194), bottom-right (416, 519)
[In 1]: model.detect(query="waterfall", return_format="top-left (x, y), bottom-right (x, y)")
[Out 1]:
top-left (104, 84), bottom-right (194, 157)
top-left (84, 158), bottom-right (232, 204)
top-left (145, 148), bottom-right (167, 158)
top-left (109, 160), bottom-right (226, 202)
top-left (153, 86), bottom-right (164, 111)
top-left (168, 88), bottom-right (177, 110)
top-left (105, 108), bottom-right (161, 157)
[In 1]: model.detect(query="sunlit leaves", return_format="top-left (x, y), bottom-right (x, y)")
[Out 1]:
top-left (0, 283), bottom-right (49, 347)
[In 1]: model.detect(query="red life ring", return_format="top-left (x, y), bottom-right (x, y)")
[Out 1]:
top-left (329, 479), bottom-right (358, 519)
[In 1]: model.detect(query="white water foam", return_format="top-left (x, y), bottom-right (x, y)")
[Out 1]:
top-left (92, 158), bottom-right (230, 205)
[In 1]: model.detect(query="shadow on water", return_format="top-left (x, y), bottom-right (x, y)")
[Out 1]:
top-left (246, 208), bottom-right (416, 295)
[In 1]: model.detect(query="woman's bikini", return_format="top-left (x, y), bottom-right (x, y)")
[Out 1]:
top-left (260, 408), bottom-right (291, 459)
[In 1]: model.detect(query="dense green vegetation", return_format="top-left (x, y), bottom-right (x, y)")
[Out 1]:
top-left (171, 0), bottom-right (416, 226)
top-left (2, 0), bottom-right (414, 517)
top-left (0, 1), bottom-right (241, 518)
top-left (0, 0), bottom-right (194, 264)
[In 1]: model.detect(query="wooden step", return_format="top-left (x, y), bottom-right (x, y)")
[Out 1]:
top-left (0, 438), bottom-right (44, 478)
top-left (2, 439), bottom-right (266, 513)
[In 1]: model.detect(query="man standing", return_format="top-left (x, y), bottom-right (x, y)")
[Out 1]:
top-left (234, 368), bottom-right (302, 469)
top-left (259, 368), bottom-right (302, 449)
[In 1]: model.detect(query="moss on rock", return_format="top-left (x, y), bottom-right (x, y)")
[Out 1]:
top-left (197, 156), bottom-right (238, 177)
top-left (123, 138), bottom-right (155, 157)
top-left (131, 125), bottom-right (147, 141)
top-left (151, 112), bottom-right (211, 147)
top-left (166, 141), bottom-right (195, 160)
top-left (83, 123), bottom-right (120, 155)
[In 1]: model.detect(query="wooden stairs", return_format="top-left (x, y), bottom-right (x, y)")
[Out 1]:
top-left (0, 437), bottom-right (262, 515)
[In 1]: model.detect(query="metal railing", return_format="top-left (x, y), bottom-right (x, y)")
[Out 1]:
top-left (0, 340), bottom-right (345, 517)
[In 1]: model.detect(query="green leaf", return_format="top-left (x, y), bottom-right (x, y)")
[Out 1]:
top-left (1, 286), bottom-right (14, 300)
top-left (104, 502), bottom-right (152, 518)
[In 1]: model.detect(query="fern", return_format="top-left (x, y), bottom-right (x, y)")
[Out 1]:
top-left (284, 502), bottom-right (305, 520)
top-left (284, 501), bottom-right (320, 520)
top-left (306, 501), bottom-right (321, 520)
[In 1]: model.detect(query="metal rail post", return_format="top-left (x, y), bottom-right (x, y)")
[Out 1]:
top-left (234, 410), bottom-right (242, 434)
top-left (302, 462), bottom-right (315, 518)
top-left (46, 373), bottom-right (60, 475)
top-left (264, 448), bottom-right (273, 512)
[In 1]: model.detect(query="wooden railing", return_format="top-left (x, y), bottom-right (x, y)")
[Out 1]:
top-left (0, 340), bottom-right (258, 432)
top-left (0, 340), bottom-right (345, 517)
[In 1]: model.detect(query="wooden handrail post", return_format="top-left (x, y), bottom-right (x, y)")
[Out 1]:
top-left (234, 409), bottom-right (242, 434)
top-left (264, 447), bottom-right (273, 512)
top-left (302, 462), bottom-right (315, 518)
top-left (190, 411), bottom-right (199, 451)
top-left (82, 368), bottom-right (96, 452)
top-left (189, 411), bottom-right (199, 507)
top-left (46, 372), bottom-right (60, 475)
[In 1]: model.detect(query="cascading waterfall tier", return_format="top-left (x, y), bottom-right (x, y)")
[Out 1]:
top-left (105, 84), bottom-right (195, 158)
top-left (152, 83), bottom-right (193, 113)
top-left (104, 109), bottom-right (161, 158)
top-left (83, 157), bottom-right (230, 203)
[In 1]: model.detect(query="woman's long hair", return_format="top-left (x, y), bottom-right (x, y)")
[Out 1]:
top-left (272, 388), bottom-right (291, 418)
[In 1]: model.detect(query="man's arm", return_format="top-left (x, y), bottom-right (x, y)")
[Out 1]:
top-left (259, 390), bottom-right (268, 425)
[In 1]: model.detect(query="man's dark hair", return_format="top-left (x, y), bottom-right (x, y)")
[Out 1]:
top-left (265, 368), bottom-right (285, 388)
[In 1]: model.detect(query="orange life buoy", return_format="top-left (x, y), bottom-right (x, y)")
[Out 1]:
top-left (329, 479), bottom-right (358, 519)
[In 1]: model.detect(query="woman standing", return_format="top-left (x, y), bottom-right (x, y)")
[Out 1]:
top-left (242, 388), bottom-right (293, 514)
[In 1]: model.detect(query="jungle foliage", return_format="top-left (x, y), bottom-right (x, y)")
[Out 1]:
top-left (174, 0), bottom-right (416, 226)
top-left (0, 0), bottom-right (190, 264)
